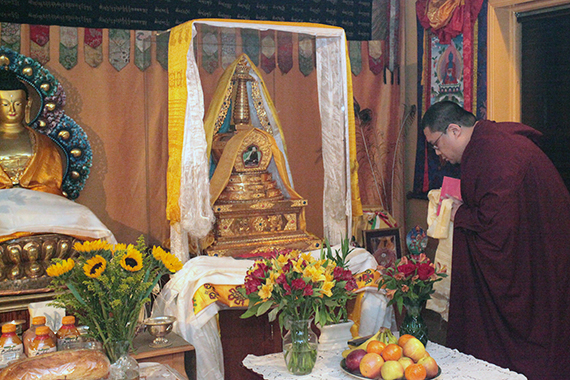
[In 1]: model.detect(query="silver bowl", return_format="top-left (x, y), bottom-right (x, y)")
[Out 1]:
top-left (143, 316), bottom-right (176, 348)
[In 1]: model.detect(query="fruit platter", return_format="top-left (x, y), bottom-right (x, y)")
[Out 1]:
top-left (340, 328), bottom-right (441, 380)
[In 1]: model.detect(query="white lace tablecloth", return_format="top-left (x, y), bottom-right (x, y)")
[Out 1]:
top-left (243, 341), bottom-right (528, 380)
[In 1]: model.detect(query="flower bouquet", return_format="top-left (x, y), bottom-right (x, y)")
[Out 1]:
top-left (378, 253), bottom-right (447, 344)
top-left (47, 237), bottom-right (183, 365)
top-left (239, 248), bottom-right (358, 375)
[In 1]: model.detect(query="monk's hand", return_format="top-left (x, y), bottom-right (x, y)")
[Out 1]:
top-left (443, 194), bottom-right (463, 222)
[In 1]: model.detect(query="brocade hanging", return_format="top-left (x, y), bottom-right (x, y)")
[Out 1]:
top-left (220, 28), bottom-right (236, 69)
top-left (298, 34), bottom-right (314, 77)
top-left (30, 25), bottom-right (50, 65)
top-left (349, 41), bottom-right (362, 76)
top-left (156, 31), bottom-right (169, 70)
top-left (84, 28), bottom-right (103, 68)
top-left (277, 31), bottom-right (293, 74)
top-left (134, 30), bottom-right (152, 71)
top-left (1, 23), bottom-right (21, 52)
top-left (59, 27), bottom-right (78, 70)
top-left (241, 29), bottom-right (259, 66)
top-left (368, 40), bottom-right (383, 75)
top-left (109, 29), bottom-right (130, 72)
top-left (201, 25), bottom-right (219, 74)
top-left (260, 30), bottom-right (275, 74)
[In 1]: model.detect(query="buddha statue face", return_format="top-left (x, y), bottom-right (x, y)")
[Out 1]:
top-left (0, 89), bottom-right (27, 127)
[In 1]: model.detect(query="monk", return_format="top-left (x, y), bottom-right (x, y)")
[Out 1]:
top-left (0, 70), bottom-right (64, 195)
top-left (422, 100), bottom-right (570, 380)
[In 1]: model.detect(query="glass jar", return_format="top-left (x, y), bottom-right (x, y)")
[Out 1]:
top-left (282, 318), bottom-right (318, 375)
top-left (107, 340), bottom-right (140, 380)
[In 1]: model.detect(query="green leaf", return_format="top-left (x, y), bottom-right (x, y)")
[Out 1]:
top-left (256, 299), bottom-right (274, 316)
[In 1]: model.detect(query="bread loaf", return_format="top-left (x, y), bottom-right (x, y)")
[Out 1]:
top-left (0, 349), bottom-right (110, 380)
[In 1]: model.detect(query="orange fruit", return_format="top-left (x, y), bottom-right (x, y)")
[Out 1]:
top-left (366, 340), bottom-right (387, 354)
top-left (381, 343), bottom-right (403, 361)
top-left (405, 363), bottom-right (427, 380)
top-left (398, 334), bottom-right (415, 348)
top-left (359, 352), bottom-right (384, 378)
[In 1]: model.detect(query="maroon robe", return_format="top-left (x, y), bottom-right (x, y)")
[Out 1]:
top-left (449, 120), bottom-right (570, 380)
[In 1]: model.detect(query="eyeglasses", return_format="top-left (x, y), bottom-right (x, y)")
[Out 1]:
top-left (430, 126), bottom-right (448, 151)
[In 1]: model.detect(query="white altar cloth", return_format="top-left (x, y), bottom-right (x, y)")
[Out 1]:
top-left (152, 246), bottom-right (395, 380)
top-left (242, 341), bottom-right (528, 380)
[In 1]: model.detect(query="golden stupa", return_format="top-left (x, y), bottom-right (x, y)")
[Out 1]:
top-left (205, 55), bottom-right (321, 258)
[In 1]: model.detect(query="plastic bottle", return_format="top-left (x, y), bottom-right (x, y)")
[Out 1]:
top-left (28, 326), bottom-right (56, 357)
top-left (56, 315), bottom-right (80, 350)
top-left (0, 323), bottom-right (24, 365)
top-left (22, 316), bottom-right (56, 357)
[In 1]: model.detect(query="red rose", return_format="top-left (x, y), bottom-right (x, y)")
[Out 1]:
top-left (283, 282), bottom-right (292, 295)
top-left (276, 273), bottom-right (287, 285)
top-left (244, 277), bottom-right (261, 295)
top-left (417, 263), bottom-right (435, 280)
top-left (303, 284), bottom-right (313, 296)
top-left (397, 263), bottom-right (416, 278)
top-left (291, 278), bottom-right (306, 290)
top-left (345, 278), bottom-right (358, 292)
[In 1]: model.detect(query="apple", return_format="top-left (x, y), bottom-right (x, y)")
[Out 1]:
top-left (403, 337), bottom-right (426, 362)
top-left (380, 360), bottom-right (404, 380)
top-left (345, 349), bottom-right (367, 372)
top-left (418, 355), bottom-right (439, 378)
top-left (398, 356), bottom-right (414, 371)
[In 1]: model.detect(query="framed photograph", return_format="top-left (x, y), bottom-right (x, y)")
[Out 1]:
top-left (363, 228), bottom-right (402, 267)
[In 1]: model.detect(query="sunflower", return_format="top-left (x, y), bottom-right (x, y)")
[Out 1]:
top-left (113, 243), bottom-right (134, 253)
top-left (83, 255), bottom-right (107, 278)
top-left (151, 245), bottom-right (166, 261)
top-left (159, 251), bottom-right (183, 273)
top-left (120, 248), bottom-right (143, 272)
top-left (46, 258), bottom-right (75, 277)
top-left (74, 240), bottom-right (113, 253)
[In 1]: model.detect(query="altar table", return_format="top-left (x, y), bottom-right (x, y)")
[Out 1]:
top-left (242, 341), bottom-right (528, 380)
top-left (152, 246), bottom-right (396, 380)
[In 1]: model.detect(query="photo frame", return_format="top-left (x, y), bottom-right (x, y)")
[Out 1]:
top-left (363, 228), bottom-right (402, 267)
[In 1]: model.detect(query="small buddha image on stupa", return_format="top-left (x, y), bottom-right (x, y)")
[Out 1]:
top-left (243, 145), bottom-right (261, 167)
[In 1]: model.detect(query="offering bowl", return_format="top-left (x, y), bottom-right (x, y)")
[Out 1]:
top-left (143, 316), bottom-right (176, 348)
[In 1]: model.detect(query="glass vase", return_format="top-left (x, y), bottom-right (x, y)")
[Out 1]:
top-left (399, 300), bottom-right (429, 346)
top-left (282, 318), bottom-right (318, 375)
top-left (107, 340), bottom-right (140, 380)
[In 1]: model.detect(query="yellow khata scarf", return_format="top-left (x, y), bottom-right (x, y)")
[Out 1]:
top-left (191, 268), bottom-right (381, 336)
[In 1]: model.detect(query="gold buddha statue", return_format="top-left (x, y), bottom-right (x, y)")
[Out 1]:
top-left (0, 51), bottom-right (113, 295)
top-left (0, 69), bottom-right (65, 195)
top-left (203, 55), bottom-right (321, 257)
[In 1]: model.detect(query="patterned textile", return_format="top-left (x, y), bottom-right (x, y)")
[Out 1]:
top-left (201, 25), bottom-right (219, 74)
top-left (260, 30), bottom-right (275, 74)
top-left (298, 34), bottom-right (314, 77)
top-left (84, 28), bottom-right (103, 68)
top-left (241, 28), bottom-right (259, 66)
top-left (30, 25), bottom-right (50, 64)
top-left (134, 30), bottom-right (152, 71)
top-left (1, 23), bottom-right (21, 52)
top-left (220, 27), bottom-right (236, 69)
top-left (349, 41), bottom-right (362, 76)
top-left (59, 27), bottom-right (77, 70)
top-left (368, 40), bottom-right (383, 75)
top-left (108, 29), bottom-right (130, 71)
top-left (412, 0), bottom-right (487, 196)
top-left (277, 31), bottom-right (293, 74)
top-left (155, 31), bottom-right (169, 70)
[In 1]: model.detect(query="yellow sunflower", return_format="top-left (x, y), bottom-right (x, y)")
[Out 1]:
top-left (83, 255), bottom-right (107, 278)
top-left (152, 246), bottom-right (166, 261)
top-left (73, 240), bottom-right (113, 253)
top-left (159, 251), bottom-right (183, 273)
top-left (46, 258), bottom-right (75, 277)
top-left (120, 248), bottom-right (143, 272)
top-left (113, 243), bottom-right (134, 253)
